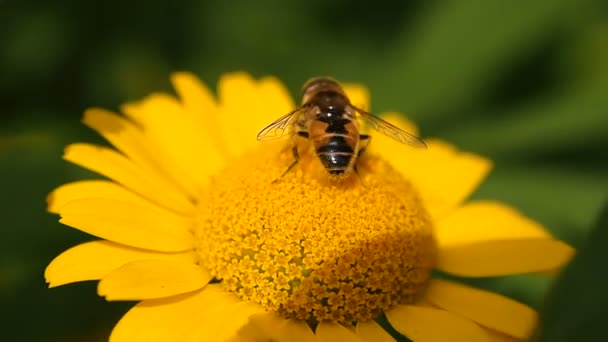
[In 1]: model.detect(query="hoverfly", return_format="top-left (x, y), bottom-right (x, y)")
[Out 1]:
top-left (257, 77), bottom-right (426, 177)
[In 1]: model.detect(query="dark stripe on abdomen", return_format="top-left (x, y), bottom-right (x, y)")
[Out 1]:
top-left (316, 136), bottom-right (354, 173)
top-left (316, 136), bottom-right (354, 154)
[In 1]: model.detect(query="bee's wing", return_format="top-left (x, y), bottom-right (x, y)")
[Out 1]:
top-left (353, 106), bottom-right (427, 148)
top-left (256, 105), bottom-right (308, 141)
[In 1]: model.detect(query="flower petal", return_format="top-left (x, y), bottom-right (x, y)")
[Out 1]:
top-left (180, 289), bottom-right (264, 341)
top-left (170, 72), bottom-right (216, 117)
top-left (171, 72), bottom-right (226, 155)
top-left (355, 320), bottom-right (396, 342)
top-left (418, 140), bottom-right (492, 219)
top-left (278, 319), bottom-right (318, 342)
top-left (386, 305), bottom-right (489, 342)
top-left (375, 112), bottom-right (420, 135)
top-left (121, 93), bottom-right (225, 188)
top-left (216, 72), bottom-right (295, 157)
top-left (48, 180), bottom-right (165, 215)
top-left (63, 143), bottom-right (194, 214)
top-left (235, 312), bottom-right (316, 342)
top-left (110, 285), bottom-right (265, 342)
top-left (59, 198), bottom-right (193, 252)
top-left (485, 329), bottom-right (522, 342)
top-left (82, 108), bottom-right (149, 163)
top-left (342, 83), bottom-right (370, 110)
top-left (424, 279), bottom-right (537, 339)
top-left (45, 240), bottom-right (197, 288)
top-left (370, 116), bottom-right (492, 219)
top-left (98, 260), bottom-right (211, 300)
top-left (437, 239), bottom-right (575, 277)
top-left (316, 322), bottom-right (363, 342)
top-left (109, 290), bottom-right (216, 342)
top-left (436, 201), bottom-right (550, 247)
top-left (83, 108), bottom-right (199, 198)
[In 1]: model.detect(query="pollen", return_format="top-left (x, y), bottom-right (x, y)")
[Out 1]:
top-left (195, 142), bottom-right (437, 325)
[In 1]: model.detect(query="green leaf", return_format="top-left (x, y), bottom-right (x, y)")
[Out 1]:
top-left (440, 81), bottom-right (608, 158)
top-left (370, 0), bottom-right (579, 119)
top-left (537, 201), bottom-right (608, 341)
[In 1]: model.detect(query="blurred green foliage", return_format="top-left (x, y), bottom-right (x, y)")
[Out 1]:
top-left (538, 202), bottom-right (608, 342)
top-left (1, 0), bottom-right (606, 341)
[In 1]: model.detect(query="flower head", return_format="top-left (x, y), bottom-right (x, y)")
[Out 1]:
top-left (197, 143), bottom-right (436, 325)
top-left (45, 72), bottom-right (574, 341)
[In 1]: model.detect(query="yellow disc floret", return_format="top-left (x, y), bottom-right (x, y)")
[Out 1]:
top-left (195, 143), bottom-right (436, 325)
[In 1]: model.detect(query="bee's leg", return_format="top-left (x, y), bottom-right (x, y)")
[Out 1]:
top-left (273, 144), bottom-right (300, 183)
top-left (283, 145), bottom-right (300, 175)
top-left (353, 163), bottom-right (368, 188)
top-left (357, 134), bottom-right (371, 157)
top-left (354, 134), bottom-right (371, 188)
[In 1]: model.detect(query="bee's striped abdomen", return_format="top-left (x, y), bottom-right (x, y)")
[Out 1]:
top-left (316, 135), bottom-right (354, 174)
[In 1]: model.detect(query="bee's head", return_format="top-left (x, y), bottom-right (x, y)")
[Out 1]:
top-left (301, 77), bottom-right (343, 103)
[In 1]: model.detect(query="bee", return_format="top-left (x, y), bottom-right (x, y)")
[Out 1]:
top-left (257, 77), bottom-right (426, 177)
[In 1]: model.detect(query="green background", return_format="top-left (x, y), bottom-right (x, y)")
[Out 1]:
top-left (1, 1), bottom-right (607, 341)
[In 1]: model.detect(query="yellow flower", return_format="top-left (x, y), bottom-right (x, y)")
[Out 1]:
top-left (45, 72), bottom-right (574, 342)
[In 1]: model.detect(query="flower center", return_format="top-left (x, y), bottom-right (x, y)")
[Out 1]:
top-left (195, 142), bottom-right (436, 324)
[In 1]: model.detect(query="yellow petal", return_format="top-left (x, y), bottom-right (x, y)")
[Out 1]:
top-left (232, 314), bottom-right (281, 341)
top-left (45, 240), bottom-right (197, 288)
top-left (386, 305), bottom-right (489, 342)
top-left (48, 180), bottom-right (163, 215)
top-left (170, 72), bottom-right (226, 155)
top-left (59, 198), bottom-right (193, 252)
top-left (342, 83), bottom-right (370, 110)
top-left (355, 320), bottom-right (395, 342)
top-left (485, 329), bottom-right (522, 342)
top-left (98, 260), bottom-right (211, 300)
top-left (110, 285), bottom-right (265, 342)
top-left (217, 72), bottom-right (295, 157)
top-left (171, 287), bottom-right (264, 341)
top-left (63, 143), bottom-right (194, 214)
top-left (196, 301), bottom-right (266, 342)
top-left (121, 93), bottom-right (225, 188)
top-left (235, 312), bottom-right (316, 342)
top-left (278, 319), bottom-right (318, 342)
top-left (316, 322), bottom-right (362, 342)
top-left (370, 116), bottom-right (492, 219)
top-left (375, 112), bottom-right (419, 135)
top-left (170, 72), bottom-right (216, 120)
top-left (424, 279), bottom-right (537, 339)
top-left (437, 239), bottom-right (575, 277)
top-left (436, 201), bottom-right (551, 247)
top-left (83, 108), bottom-right (199, 198)
top-left (179, 291), bottom-right (258, 341)
top-left (82, 108), bottom-right (148, 163)
top-left (109, 290), bottom-right (212, 342)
